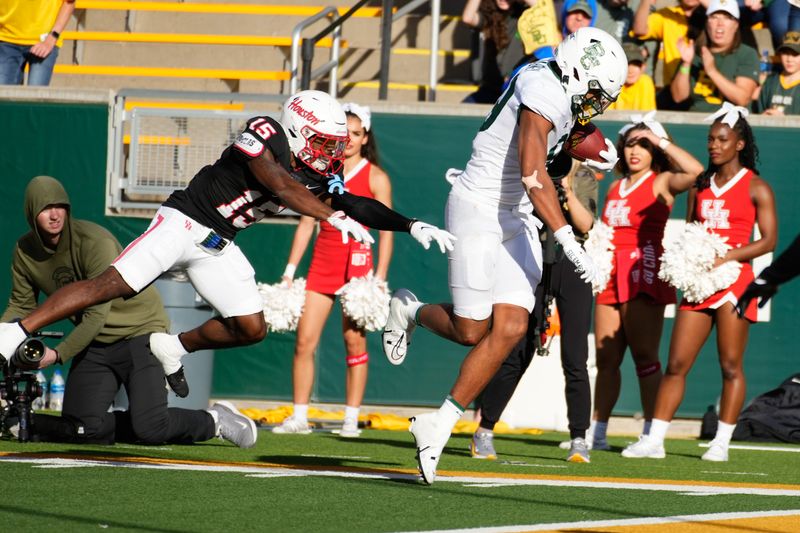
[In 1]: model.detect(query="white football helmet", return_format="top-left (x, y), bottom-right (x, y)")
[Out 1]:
top-left (555, 27), bottom-right (627, 124)
top-left (279, 90), bottom-right (349, 174)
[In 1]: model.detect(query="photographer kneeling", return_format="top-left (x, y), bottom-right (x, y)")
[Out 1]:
top-left (1, 176), bottom-right (256, 447)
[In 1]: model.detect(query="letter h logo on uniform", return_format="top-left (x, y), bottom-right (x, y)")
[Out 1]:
top-left (700, 199), bottom-right (730, 229)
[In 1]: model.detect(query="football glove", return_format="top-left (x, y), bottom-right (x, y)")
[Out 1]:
top-left (554, 225), bottom-right (597, 284)
top-left (409, 221), bottom-right (457, 253)
top-left (327, 211), bottom-right (375, 245)
top-left (583, 138), bottom-right (618, 172)
top-left (0, 321), bottom-right (28, 363)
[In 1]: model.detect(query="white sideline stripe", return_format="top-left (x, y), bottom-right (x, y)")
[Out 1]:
top-left (404, 509), bottom-right (800, 533)
top-left (698, 442), bottom-right (800, 453)
top-left (2, 456), bottom-right (799, 497)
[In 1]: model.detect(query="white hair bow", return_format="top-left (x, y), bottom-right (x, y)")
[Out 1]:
top-left (341, 102), bottom-right (371, 132)
top-left (704, 101), bottom-right (749, 128)
top-left (617, 110), bottom-right (669, 140)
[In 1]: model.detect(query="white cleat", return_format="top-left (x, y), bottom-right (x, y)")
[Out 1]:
top-left (701, 440), bottom-right (729, 462)
top-left (409, 412), bottom-right (451, 485)
top-left (271, 416), bottom-right (312, 435)
top-left (382, 289), bottom-right (419, 366)
top-left (338, 418), bottom-right (361, 438)
top-left (149, 332), bottom-right (189, 398)
top-left (621, 435), bottom-right (666, 459)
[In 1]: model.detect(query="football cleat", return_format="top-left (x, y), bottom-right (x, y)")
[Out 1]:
top-left (409, 412), bottom-right (451, 485)
top-left (382, 289), bottom-right (419, 366)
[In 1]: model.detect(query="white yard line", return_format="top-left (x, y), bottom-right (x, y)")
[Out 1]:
top-left (698, 442), bottom-right (800, 453)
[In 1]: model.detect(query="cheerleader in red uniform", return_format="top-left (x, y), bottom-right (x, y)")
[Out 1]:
top-left (590, 114), bottom-right (704, 450)
top-left (273, 103), bottom-right (394, 437)
top-left (622, 104), bottom-right (777, 461)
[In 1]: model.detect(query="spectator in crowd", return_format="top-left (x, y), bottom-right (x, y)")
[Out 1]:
top-left (610, 42), bottom-right (657, 109)
top-left (0, 91), bottom-right (455, 398)
top-left (754, 31), bottom-right (800, 114)
top-left (670, 0), bottom-right (759, 111)
top-left (737, 232), bottom-right (800, 314)
top-left (792, 1), bottom-right (800, 32)
top-left (471, 159), bottom-right (598, 463)
top-left (2, 176), bottom-right (257, 448)
top-left (0, 0), bottom-right (74, 86)
top-left (561, 0), bottom-right (598, 36)
top-left (622, 104), bottom-right (777, 462)
top-left (382, 28), bottom-right (626, 485)
top-left (589, 114), bottom-right (704, 451)
top-left (462, 0), bottom-right (536, 103)
top-left (594, 0), bottom-right (641, 43)
top-left (517, 0), bottom-right (562, 61)
top-left (737, 0), bottom-right (792, 53)
top-left (632, 0), bottom-right (707, 108)
top-left (273, 103), bottom-right (393, 438)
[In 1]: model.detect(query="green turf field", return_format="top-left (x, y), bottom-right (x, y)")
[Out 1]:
top-left (2, 429), bottom-right (799, 532)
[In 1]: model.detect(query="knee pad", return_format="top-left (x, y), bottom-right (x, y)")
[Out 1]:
top-left (636, 361), bottom-right (662, 378)
top-left (346, 352), bottom-right (368, 367)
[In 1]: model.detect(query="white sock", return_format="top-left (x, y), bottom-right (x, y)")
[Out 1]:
top-left (437, 397), bottom-right (464, 431)
top-left (344, 405), bottom-right (359, 423)
top-left (647, 418), bottom-right (670, 444)
top-left (643, 420), bottom-right (652, 436)
top-left (593, 421), bottom-right (608, 443)
top-left (475, 426), bottom-right (493, 436)
top-left (714, 421), bottom-right (736, 446)
top-left (410, 301), bottom-right (425, 325)
top-left (206, 409), bottom-right (220, 435)
top-left (293, 404), bottom-right (309, 424)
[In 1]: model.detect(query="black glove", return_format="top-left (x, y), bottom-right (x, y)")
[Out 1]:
top-left (736, 277), bottom-right (777, 317)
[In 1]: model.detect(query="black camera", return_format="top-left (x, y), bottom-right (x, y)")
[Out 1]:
top-left (0, 332), bottom-right (62, 442)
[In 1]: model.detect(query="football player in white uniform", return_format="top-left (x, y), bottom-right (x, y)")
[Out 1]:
top-left (381, 27), bottom-right (627, 484)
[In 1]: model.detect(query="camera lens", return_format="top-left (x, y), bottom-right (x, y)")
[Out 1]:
top-left (12, 338), bottom-right (45, 367)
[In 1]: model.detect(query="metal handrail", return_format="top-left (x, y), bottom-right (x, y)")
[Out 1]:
top-left (379, 0), bottom-right (441, 101)
top-left (289, 7), bottom-right (342, 95)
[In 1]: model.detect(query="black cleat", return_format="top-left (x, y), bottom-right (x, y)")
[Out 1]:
top-left (166, 366), bottom-right (190, 398)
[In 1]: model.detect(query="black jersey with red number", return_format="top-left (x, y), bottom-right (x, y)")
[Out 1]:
top-left (163, 115), bottom-right (343, 240)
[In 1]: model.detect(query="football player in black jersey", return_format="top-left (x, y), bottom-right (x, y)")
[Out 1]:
top-left (0, 90), bottom-right (456, 398)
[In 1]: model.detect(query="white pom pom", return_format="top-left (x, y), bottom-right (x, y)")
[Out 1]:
top-left (336, 273), bottom-right (391, 332)
top-left (258, 278), bottom-right (307, 332)
top-left (584, 220), bottom-right (615, 295)
top-left (658, 222), bottom-right (742, 303)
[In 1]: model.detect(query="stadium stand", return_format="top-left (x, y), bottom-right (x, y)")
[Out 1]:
top-left (47, 0), bottom-right (477, 102)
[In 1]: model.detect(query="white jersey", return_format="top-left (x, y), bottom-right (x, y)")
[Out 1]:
top-left (455, 60), bottom-right (575, 207)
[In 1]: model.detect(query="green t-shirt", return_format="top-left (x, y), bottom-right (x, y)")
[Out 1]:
top-left (687, 44), bottom-right (759, 112)
top-left (755, 73), bottom-right (800, 115)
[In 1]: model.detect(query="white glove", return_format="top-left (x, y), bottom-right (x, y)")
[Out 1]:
top-left (326, 211), bottom-right (375, 245)
top-left (409, 221), bottom-right (457, 253)
top-left (554, 225), bottom-right (597, 284)
top-left (0, 321), bottom-right (29, 363)
top-left (583, 138), bottom-right (618, 172)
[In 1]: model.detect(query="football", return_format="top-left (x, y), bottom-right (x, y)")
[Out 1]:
top-left (564, 122), bottom-right (607, 162)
